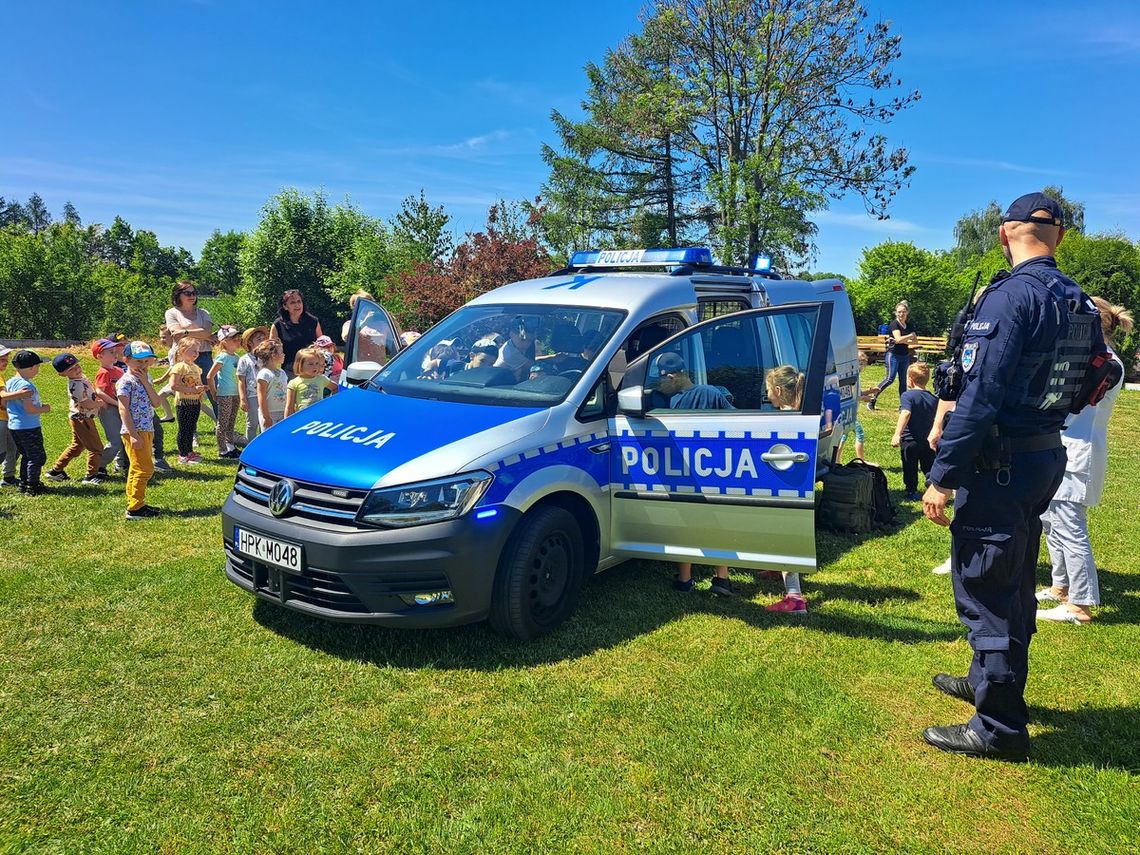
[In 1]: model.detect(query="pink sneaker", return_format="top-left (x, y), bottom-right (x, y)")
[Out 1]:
top-left (187, 452), bottom-right (203, 464)
top-left (765, 595), bottom-right (807, 614)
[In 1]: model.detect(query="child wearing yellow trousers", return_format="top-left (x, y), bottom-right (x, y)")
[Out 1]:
top-left (117, 341), bottom-right (162, 519)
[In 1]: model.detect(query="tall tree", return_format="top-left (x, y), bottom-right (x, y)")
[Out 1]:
top-left (953, 185), bottom-right (1086, 262)
top-left (541, 0), bottom-right (919, 267)
top-left (0, 197), bottom-right (29, 230)
top-left (391, 190), bottom-right (453, 268)
top-left (25, 193), bottom-right (52, 235)
top-left (198, 229), bottom-right (245, 295)
top-left (62, 201), bottom-right (81, 226)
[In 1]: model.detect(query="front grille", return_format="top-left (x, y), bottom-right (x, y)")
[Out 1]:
top-left (234, 467), bottom-right (369, 525)
top-left (225, 539), bottom-right (454, 614)
top-left (225, 540), bottom-right (370, 614)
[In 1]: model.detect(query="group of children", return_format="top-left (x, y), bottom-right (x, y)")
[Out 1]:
top-left (0, 325), bottom-right (345, 519)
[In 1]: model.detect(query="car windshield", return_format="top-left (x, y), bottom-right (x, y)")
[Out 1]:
top-left (370, 304), bottom-right (625, 407)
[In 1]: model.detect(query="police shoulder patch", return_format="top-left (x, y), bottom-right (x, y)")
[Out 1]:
top-left (961, 341), bottom-right (979, 372)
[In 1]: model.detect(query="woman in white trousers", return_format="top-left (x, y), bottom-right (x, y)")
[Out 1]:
top-left (1037, 298), bottom-right (1133, 624)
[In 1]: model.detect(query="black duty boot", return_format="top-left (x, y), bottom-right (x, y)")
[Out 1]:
top-left (932, 673), bottom-right (975, 704)
top-left (922, 724), bottom-right (1029, 762)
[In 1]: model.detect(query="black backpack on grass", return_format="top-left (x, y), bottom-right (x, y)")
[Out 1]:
top-left (818, 459), bottom-right (895, 532)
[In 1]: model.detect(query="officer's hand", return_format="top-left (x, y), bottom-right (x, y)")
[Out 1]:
top-left (923, 484), bottom-right (953, 526)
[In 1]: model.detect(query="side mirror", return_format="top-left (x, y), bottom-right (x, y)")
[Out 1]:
top-left (617, 385), bottom-right (646, 417)
top-left (343, 360), bottom-right (382, 388)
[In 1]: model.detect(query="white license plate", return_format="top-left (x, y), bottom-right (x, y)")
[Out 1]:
top-left (234, 528), bottom-right (303, 573)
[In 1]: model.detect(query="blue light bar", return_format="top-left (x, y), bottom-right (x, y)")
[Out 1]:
top-left (569, 247), bottom-right (713, 267)
top-left (749, 253), bottom-right (772, 272)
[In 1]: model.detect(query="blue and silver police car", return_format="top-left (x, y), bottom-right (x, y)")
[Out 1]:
top-left (222, 248), bottom-right (860, 639)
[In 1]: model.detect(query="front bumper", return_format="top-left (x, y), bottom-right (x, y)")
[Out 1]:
top-left (221, 491), bottom-right (519, 627)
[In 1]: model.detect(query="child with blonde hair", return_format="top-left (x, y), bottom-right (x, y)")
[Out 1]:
top-left (285, 347), bottom-right (338, 417)
top-left (765, 364), bottom-right (808, 614)
top-left (207, 325), bottom-right (242, 458)
top-left (170, 337), bottom-right (207, 464)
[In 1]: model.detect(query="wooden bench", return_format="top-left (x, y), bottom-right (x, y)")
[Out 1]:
top-left (857, 334), bottom-right (949, 360)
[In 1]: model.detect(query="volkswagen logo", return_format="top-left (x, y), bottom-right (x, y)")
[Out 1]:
top-left (268, 479), bottom-right (297, 518)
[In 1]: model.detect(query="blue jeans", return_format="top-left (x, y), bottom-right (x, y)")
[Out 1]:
top-left (875, 350), bottom-right (911, 403)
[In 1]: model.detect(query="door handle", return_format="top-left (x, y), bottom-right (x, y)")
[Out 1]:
top-left (761, 443), bottom-right (809, 472)
top-left (589, 443), bottom-right (611, 454)
top-left (760, 452), bottom-right (808, 463)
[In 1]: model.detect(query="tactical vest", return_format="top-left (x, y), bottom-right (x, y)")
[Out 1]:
top-left (1008, 269), bottom-right (1097, 413)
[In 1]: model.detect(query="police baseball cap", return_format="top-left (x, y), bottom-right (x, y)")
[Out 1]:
top-left (124, 340), bottom-right (156, 360)
top-left (12, 350), bottom-right (42, 369)
top-left (656, 351), bottom-right (686, 374)
top-left (1002, 192), bottom-right (1064, 226)
top-left (52, 353), bottom-right (79, 373)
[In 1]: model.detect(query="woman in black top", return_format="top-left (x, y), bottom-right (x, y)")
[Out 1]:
top-left (867, 301), bottom-right (918, 410)
top-left (269, 289), bottom-right (324, 377)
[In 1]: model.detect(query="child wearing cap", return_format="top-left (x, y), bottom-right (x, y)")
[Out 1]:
top-left (313, 335), bottom-right (343, 386)
top-left (44, 353), bottom-right (115, 485)
top-left (207, 326), bottom-right (242, 458)
top-left (93, 338), bottom-right (129, 476)
top-left (237, 326), bottom-right (269, 444)
top-left (4, 350), bottom-right (52, 495)
top-left (170, 337), bottom-right (208, 464)
top-left (0, 344), bottom-right (31, 487)
top-left (117, 341), bottom-right (162, 519)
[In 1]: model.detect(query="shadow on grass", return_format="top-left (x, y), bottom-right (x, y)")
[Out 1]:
top-left (252, 559), bottom-right (960, 671)
top-left (161, 469), bottom-right (230, 482)
top-left (1029, 704), bottom-right (1140, 773)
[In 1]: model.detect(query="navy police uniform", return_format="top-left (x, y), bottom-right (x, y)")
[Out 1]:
top-left (927, 196), bottom-right (1104, 754)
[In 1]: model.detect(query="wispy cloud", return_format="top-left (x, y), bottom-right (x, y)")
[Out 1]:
top-left (436, 129), bottom-right (512, 154)
top-left (812, 210), bottom-right (934, 235)
top-left (1079, 27), bottom-right (1140, 56)
top-left (919, 153), bottom-right (1076, 178)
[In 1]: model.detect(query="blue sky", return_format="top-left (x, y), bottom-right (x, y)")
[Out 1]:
top-left (5, 1), bottom-right (1139, 277)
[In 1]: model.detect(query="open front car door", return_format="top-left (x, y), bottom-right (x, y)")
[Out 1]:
top-left (608, 302), bottom-right (833, 573)
top-left (342, 296), bottom-right (403, 379)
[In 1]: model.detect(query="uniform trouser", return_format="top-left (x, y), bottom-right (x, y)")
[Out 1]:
top-left (1041, 499), bottom-right (1100, 607)
top-left (1, 421), bottom-right (17, 479)
top-left (123, 431), bottom-right (154, 511)
top-left (875, 351), bottom-right (911, 401)
top-left (950, 446), bottom-right (1065, 750)
top-left (9, 427), bottom-right (47, 487)
top-left (900, 440), bottom-right (936, 493)
top-left (53, 417), bottom-right (104, 478)
top-left (215, 395), bottom-right (238, 454)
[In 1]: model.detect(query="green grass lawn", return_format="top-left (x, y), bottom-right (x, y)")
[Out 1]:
top-left (2, 354), bottom-right (1138, 852)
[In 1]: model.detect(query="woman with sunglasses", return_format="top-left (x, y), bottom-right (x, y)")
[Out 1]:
top-left (164, 281), bottom-right (217, 421)
top-left (269, 289), bottom-right (324, 378)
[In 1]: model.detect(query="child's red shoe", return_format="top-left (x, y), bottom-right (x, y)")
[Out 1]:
top-left (765, 595), bottom-right (807, 614)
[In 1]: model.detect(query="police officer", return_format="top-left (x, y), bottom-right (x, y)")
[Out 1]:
top-left (920, 192), bottom-right (1104, 761)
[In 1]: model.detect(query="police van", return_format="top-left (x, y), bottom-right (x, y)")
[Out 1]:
top-left (222, 248), bottom-right (859, 639)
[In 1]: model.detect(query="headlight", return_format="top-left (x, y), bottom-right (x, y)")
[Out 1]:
top-left (357, 472), bottom-right (493, 528)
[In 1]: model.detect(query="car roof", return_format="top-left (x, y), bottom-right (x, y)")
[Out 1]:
top-left (466, 270), bottom-right (738, 317)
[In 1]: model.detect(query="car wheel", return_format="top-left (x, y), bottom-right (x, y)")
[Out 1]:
top-left (489, 506), bottom-right (584, 640)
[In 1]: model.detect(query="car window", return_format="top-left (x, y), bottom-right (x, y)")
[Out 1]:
top-left (372, 304), bottom-right (625, 407)
top-left (647, 306), bottom-right (822, 413)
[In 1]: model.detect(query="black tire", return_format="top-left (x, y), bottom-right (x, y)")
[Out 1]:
top-left (489, 506), bottom-right (585, 640)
